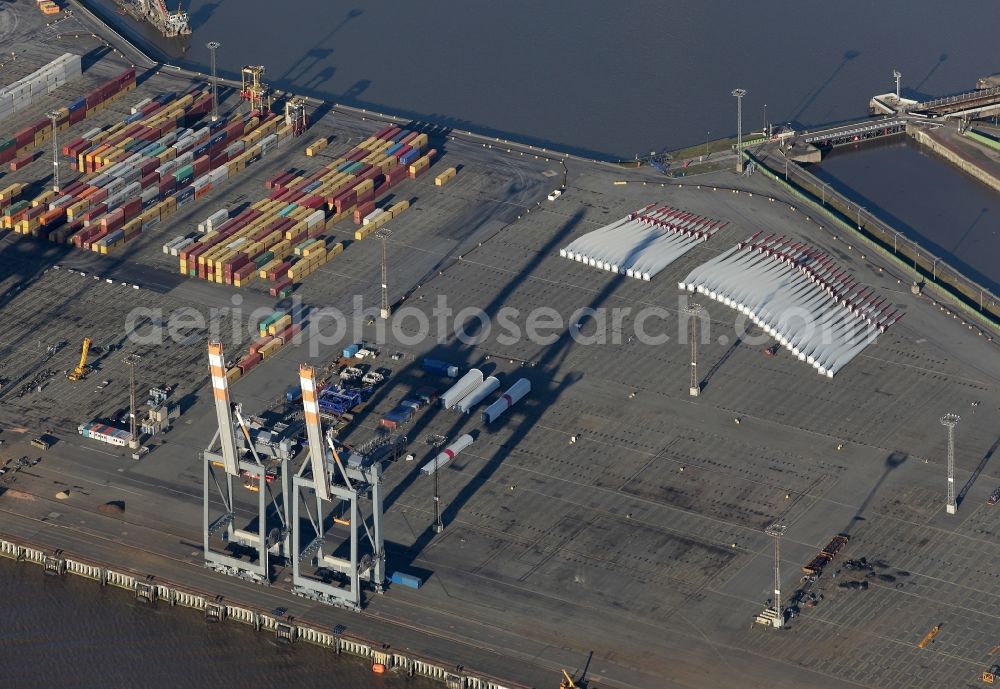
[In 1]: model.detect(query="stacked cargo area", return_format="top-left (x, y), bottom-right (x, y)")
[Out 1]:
top-left (173, 124), bottom-right (438, 292)
top-left (1, 76), bottom-right (297, 253)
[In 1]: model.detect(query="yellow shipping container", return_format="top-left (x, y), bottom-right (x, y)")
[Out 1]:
top-left (0, 182), bottom-right (25, 201)
top-left (353, 178), bottom-right (374, 195)
top-left (259, 338), bottom-right (283, 358)
top-left (267, 314), bottom-right (292, 336)
top-left (258, 259), bottom-right (280, 279)
top-left (435, 167), bottom-right (458, 186)
top-left (226, 366), bottom-right (242, 384)
top-left (31, 190), bottom-right (54, 208)
top-left (355, 226), bottom-right (374, 241)
top-left (408, 157), bottom-right (430, 175)
top-left (305, 138), bottom-right (328, 156)
top-left (409, 132), bottom-right (428, 151)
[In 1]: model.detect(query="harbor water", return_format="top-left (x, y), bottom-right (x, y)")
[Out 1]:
top-left (809, 137), bottom-right (1000, 293)
top-left (0, 558), bottom-right (436, 689)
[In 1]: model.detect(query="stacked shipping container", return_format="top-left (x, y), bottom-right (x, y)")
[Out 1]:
top-left (177, 125), bottom-right (437, 291)
top-left (2, 81), bottom-right (294, 254)
top-left (0, 53), bottom-right (82, 123)
top-left (0, 66), bottom-right (131, 168)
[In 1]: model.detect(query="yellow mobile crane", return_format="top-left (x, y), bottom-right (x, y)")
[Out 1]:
top-left (67, 338), bottom-right (91, 381)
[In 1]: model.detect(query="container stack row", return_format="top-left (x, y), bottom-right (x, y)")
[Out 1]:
top-left (2, 83), bottom-right (294, 254)
top-left (225, 309), bottom-right (303, 382)
top-left (177, 124), bottom-right (437, 292)
top-left (0, 53), bottom-right (82, 123)
top-left (0, 67), bottom-right (133, 168)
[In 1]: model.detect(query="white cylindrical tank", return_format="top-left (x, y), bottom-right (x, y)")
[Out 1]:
top-left (481, 378), bottom-right (531, 424)
top-left (456, 376), bottom-right (500, 413)
top-left (421, 434), bottom-right (474, 475)
top-left (439, 369), bottom-right (483, 409)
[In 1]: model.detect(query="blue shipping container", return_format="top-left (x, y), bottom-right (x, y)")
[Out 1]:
top-left (343, 344), bottom-right (360, 358)
top-left (68, 97), bottom-right (87, 112)
top-left (399, 150), bottom-right (419, 166)
top-left (285, 385), bottom-right (301, 401)
top-left (389, 571), bottom-right (422, 589)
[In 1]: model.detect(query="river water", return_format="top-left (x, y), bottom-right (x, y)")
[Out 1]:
top-left (0, 558), bottom-right (434, 689)
top-left (809, 137), bottom-right (1000, 293)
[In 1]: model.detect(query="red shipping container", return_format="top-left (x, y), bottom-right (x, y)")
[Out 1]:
top-left (354, 200), bottom-right (375, 224)
top-left (346, 149), bottom-right (367, 162)
top-left (158, 178), bottom-right (176, 196)
top-left (379, 126), bottom-right (402, 141)
top-left (300, 194), bottom-right (325, 210)
top-left (90, 188), bottom-right (109, 204)
top-left (275, 323), bottom-right (301, 345)
top-left (62, 137), bottom-right (86, 157)
top-left (356, 188), bottom-right (373, 206)
top-left (269, 278), bottom-right (292, 297)
top-left (193, 155), bottom-right (210, 177)
top-left (266, 261), bottom-right (291, 281)
top-left (40, 208), bottom-right (65, 226)
top-left (62, 181), bottom-right (86, 197)
top-left (238, 353), bottom-right (263, 373)
top-left (140, 159), bottom-right (159, 176)
top-left (81, 204), bottom-right (107, 224)
top-left (69, 108), bottom-right (87, 125)
top-left (101, 208), bottom-right (125, 233)
top-left (234, 262), bottom-right (256, 280)
top-left (373, 181), bottom-right (389, 197)
top-left (15, 128), bottom-right (33, 148)
top-left (387, 166), bottom-right (407, 185)
top-left (10, 153), bottom-right (35, 171)
top-left (333, 190), bottom-right (356, 214)
top-left (121, 198), bottom-right (142, 220)
top-left (399, 131), bottom-right (418, 146)
top-left (374, 125), bottom-right (394, 138)
top-left (284, 190), bottom-right (306, 205)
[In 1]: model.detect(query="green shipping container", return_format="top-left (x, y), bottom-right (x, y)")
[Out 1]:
top-left (253, 251), bottom-right (275, 268)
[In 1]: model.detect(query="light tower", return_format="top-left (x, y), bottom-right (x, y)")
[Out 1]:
top-left (765, 523), bottom-right (786, 627)
top-left (893, 69), bottom-right (902, 99)
top-left (686, 303), bottom-right (703, 397)
top-left (123, 353), bottom-right (141, 450)
top-left (433, 456), bottom-right (443, 533)
top-left (47, 110), bottom-right (61, 193)
top-left (206, 41), bottom-right (221, 121)
top-left (941, 413), bottom-right (959, 515)
top-left (732, 88), bottom-right (747, 173)
top-left (375, 227), bottom-right (392, 319)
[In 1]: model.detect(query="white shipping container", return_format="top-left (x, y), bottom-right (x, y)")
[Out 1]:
top-left (131, 97), bottom-right (152, 114)
top-left (362, 209), bottom-right (385, 226)
top-left (305, 209), bottom-right (325, 228)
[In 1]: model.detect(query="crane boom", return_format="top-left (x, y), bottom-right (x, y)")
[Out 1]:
top-left (300, 364), bottom-right (331, 501)
top-left (207, 342), bottom-right (240, 476)
top-left (67, 337), bottom-right (91, 380)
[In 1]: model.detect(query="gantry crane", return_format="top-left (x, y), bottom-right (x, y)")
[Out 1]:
top-left (240, 66), bottom-right (271, 115)
top-left (291, 363), bottom-right (388, 609)
top-left (203, 341), bottom-right (290, 584)
top-left (67, 337), bottom-right (91, 381)
top-left (284, 98), bottom-right (308, 136)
